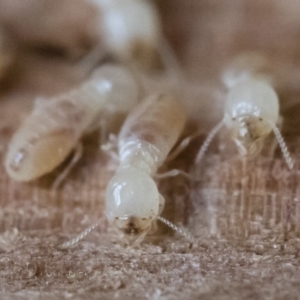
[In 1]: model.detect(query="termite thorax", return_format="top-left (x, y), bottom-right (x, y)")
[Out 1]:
top-left (118, 140), bottom-right (162, 175)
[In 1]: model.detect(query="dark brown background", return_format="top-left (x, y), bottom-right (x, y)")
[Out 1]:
top-left (0, 0), bottom-right (300, 299)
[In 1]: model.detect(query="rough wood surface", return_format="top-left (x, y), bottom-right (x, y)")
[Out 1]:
top-left (0, 0), bottom-right (300, 299)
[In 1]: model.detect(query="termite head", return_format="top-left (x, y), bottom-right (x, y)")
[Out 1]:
top-left (106, 166), bottom-right (160, 245)
top-left (226, 115), bottom-right (270, 157)
top-left (224, 79), bottom-right (279, 157)
top-left (5, 129), bottom-right (76, 181)
top-left (112, 216), bottom-right (153, 245)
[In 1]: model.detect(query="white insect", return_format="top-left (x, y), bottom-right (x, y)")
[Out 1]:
top-left (5, 64), bottom-right (140, 183)
top-left (195, 54), bottom-right (294, 169)
top-left (62, 92), bottom-right (194, 248)
top-left (89, 0), bottom-right (159, 67)
top-left (83, 0), bottom-right (180, 73)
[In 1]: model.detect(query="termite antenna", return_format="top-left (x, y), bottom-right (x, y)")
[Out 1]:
top-left (60, 221), bottom-right (101, 249)
top-left (157, 216), bottom-right (195, 242)
top-left (195, 119), bottom-right (225, 165)
top-left (267, 120), bottom-right (294, 170)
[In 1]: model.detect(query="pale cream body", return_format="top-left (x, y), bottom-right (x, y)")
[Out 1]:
top-left (90, 0), bottom-right (161, 69)
top-left (196, 53), bottom-right (293, 169)
top-left (224, 78), bottom-right (279, 156)
top-left (5, 64), bottom-right (139, 181)
top-left (105, 92), bottom-right (186, 244)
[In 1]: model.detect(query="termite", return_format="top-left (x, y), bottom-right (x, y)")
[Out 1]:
top-left (62, 92), bottom-right (194, 248)
top-left (82, 0), bottom-right (180, 74)
top-left (195, 54), bottom-right (294, 169)
top-left (5, 64), bottom-right (140, 183)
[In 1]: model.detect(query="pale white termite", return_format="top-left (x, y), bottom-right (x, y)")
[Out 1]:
top-left (106, 92), bottom-right (189, 245)
top-left (62, 92), bottom-right (194, 248)
top-left (88, 0), bottom-right (159, 66)
top-left (5, 64), bottom-right (140, 183)
top-left (195, 55), bottom-right (294, 169)
top-left (82, 0), bottom-right (180, 73)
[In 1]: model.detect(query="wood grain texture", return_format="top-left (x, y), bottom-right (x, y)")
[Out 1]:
top-left (0, 0), bottom-right (300, 299)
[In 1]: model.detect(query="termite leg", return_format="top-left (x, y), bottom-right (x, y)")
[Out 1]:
top-left (155, 169), bottom-right (191, 180)
top-left (51, 143), bottom-right (83, 194)
top-left (267, 120), bottom-right (294, 170)
top-left (101, 133), bottom-right (119, 163)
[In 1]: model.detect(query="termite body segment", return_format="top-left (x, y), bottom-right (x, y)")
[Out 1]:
top-left (105, 92), bottom-right (187, 245)
top-left (5, 64), bottom-right (140, 181)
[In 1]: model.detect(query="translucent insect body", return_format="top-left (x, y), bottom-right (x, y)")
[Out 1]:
top-left (224, 78), bottom-right (279, 157)
top-left (5, 64), bottom-right (140, 181)
top-left (61, 92), bottom-right (194, 248)
top-left (90, 0), bottom-right (161, 69)
top-left (106, 92), bottom-right (188, 245)
top-left (196, 56), bottom-right (293, 169)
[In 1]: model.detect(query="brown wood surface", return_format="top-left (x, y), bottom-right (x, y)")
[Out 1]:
top-left (0, 0), bottom-right (300, 299)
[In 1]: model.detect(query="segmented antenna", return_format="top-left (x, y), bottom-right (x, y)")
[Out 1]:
top-left (157, 216), bottom-right (195, 242)
top-left (268, 121), bottom-right (294, 170)
top-left (61, 221), bottom-right (101, 249)
top-left (195, 119), bottom-right (225, 164)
